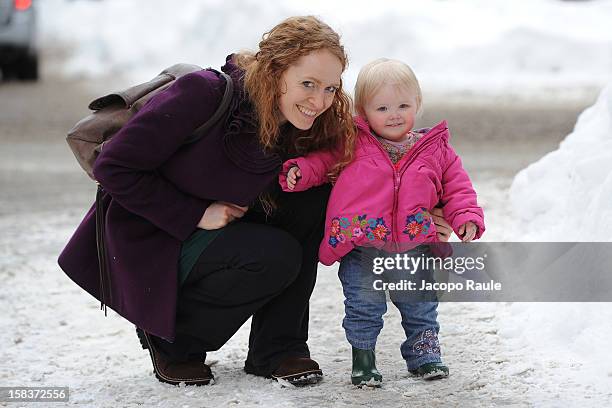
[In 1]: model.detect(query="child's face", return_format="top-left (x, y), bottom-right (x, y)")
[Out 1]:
top-left (363, 83), bottom-right (418, 142)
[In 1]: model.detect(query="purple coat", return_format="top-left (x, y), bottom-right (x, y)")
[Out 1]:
top-left (58, 57), bottom-right (282, 341)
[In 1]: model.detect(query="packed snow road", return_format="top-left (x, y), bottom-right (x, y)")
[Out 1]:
top-left (1, 77), bottom-right (608, 407)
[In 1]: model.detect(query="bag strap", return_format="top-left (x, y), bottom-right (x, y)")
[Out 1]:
top-left (96, 184), bottom-right (111, 315)
top-left (184, 69), bottom-right (234, 144)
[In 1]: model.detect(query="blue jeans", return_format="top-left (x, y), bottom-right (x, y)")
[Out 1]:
top-left (338, 245), bottom-right (442, 370)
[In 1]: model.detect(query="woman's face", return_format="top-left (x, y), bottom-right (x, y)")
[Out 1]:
top-left (277, 49), bottom-right (343, 130)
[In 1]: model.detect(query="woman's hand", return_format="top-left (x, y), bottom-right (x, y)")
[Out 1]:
top-left (458, 221), bottom-right (477, 242)
top-left (430, 207), bottom-right (452, 242)
top-left (197, 201), bottom-right (248, 230)
top-left (286, 166), bottom-right (302, 190)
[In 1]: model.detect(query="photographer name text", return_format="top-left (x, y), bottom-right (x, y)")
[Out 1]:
top-left (373, 279), bottom-right (502, 293)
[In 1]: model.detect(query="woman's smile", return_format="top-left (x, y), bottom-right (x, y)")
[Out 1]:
top-left (297, 104), bottom-right (318, 118)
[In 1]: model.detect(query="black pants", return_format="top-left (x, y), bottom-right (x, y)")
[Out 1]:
top-left (150, 184), bottom-right (331, 376)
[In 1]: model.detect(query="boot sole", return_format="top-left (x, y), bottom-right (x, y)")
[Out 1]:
top-left (409, 370), bottom-right (449, 380)
top-left (352, 376), bottom-right (382, 388)
top-left (409, 363), bottom-right (449, 381)
top-left (136, 327), bottom-right (148, 350)
top-left (139, 330), bottom-right (214, 386)
top-left (422, 371), bottom-right (449, 381)
top-left (272, 370), bottom-right (323, 387)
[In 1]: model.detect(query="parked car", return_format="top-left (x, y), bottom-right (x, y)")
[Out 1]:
top-left (0, 0), bottom-right (37, 80)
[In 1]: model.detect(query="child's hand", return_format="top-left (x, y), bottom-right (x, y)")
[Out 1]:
top-left (431, 207), bottom-right (451, 242)
top-left (286, 166), bottom-right (302, 190)
top-left (458, 222), bottom-right (477, 242)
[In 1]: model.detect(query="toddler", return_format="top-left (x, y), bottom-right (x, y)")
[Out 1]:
top-left (279, 58), bottom-right (485, 386)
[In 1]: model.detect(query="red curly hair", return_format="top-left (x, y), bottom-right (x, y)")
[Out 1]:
top-left (234, 16), bottom-right (355, 181)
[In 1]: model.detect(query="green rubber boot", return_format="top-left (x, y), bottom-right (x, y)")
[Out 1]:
top-left (351, 347), bottom-right (383, 387)
top-left (409, 362), bottom-right (449, 380)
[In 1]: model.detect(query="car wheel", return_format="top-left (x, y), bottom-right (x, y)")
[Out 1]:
top-left (17, 54), bottom-right (39, 81)
top-left (1, 62), bottom-right (19, 80)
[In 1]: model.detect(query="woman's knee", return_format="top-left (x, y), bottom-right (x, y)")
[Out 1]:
top-left (230, 224), bottom-right (302, 291)
top-left (261, 228), bottom-right (303, 287)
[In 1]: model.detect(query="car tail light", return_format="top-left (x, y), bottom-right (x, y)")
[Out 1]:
top-left (14, 0), bottom-right (32, 11)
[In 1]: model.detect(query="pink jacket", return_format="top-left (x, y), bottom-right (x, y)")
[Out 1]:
top-left (279, 117), bottom-right (485, 265)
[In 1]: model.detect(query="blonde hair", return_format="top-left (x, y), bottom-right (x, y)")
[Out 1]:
top-left (234, 16), bottom-right (355, 181)
top-left (354, 58), bottom-right (423, 117)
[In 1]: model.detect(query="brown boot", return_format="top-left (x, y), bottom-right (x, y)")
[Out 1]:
top-left (271, 357), bottom-right (323, 386)
top-left (137, 328), bottom-right (214, 386)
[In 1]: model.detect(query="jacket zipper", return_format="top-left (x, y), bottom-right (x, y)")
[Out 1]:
top-left (366, 126), bottom-right (446, 250)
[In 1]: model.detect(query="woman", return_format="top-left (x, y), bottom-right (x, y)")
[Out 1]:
top-left (58, 16), bottom-right (451, 387)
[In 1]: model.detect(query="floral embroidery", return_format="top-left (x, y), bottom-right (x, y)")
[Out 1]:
top-left (403, 208), bottom-right (433, 240)
top-left (412, 329), bottom-right (441, 356)
top-left (328, 215), bottom-right (390, 248)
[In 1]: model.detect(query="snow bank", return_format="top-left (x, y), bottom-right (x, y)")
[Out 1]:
top-left (39, 0), bottom-right (612, 96)
top-left (500, 83), bottom-right (612, 399)
top-left (509, 82), bottom-right (612, 241)
top-left (495, 301), bottom-right (612, 401)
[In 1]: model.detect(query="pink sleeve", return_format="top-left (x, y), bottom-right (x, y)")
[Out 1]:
top-left (440, 145), bottom-right (485, 239)
top-left (279, 148), bottom-right (341, 192)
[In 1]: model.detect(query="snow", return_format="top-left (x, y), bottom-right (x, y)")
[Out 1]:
top-left (500, 81), bottom-right (612, 405)
top-left (2, 0), bottom-right (612, 406)
top-left (510, 83), bottom-right (612, 241)
top-left (39, 0), bottom-right (612, 97)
